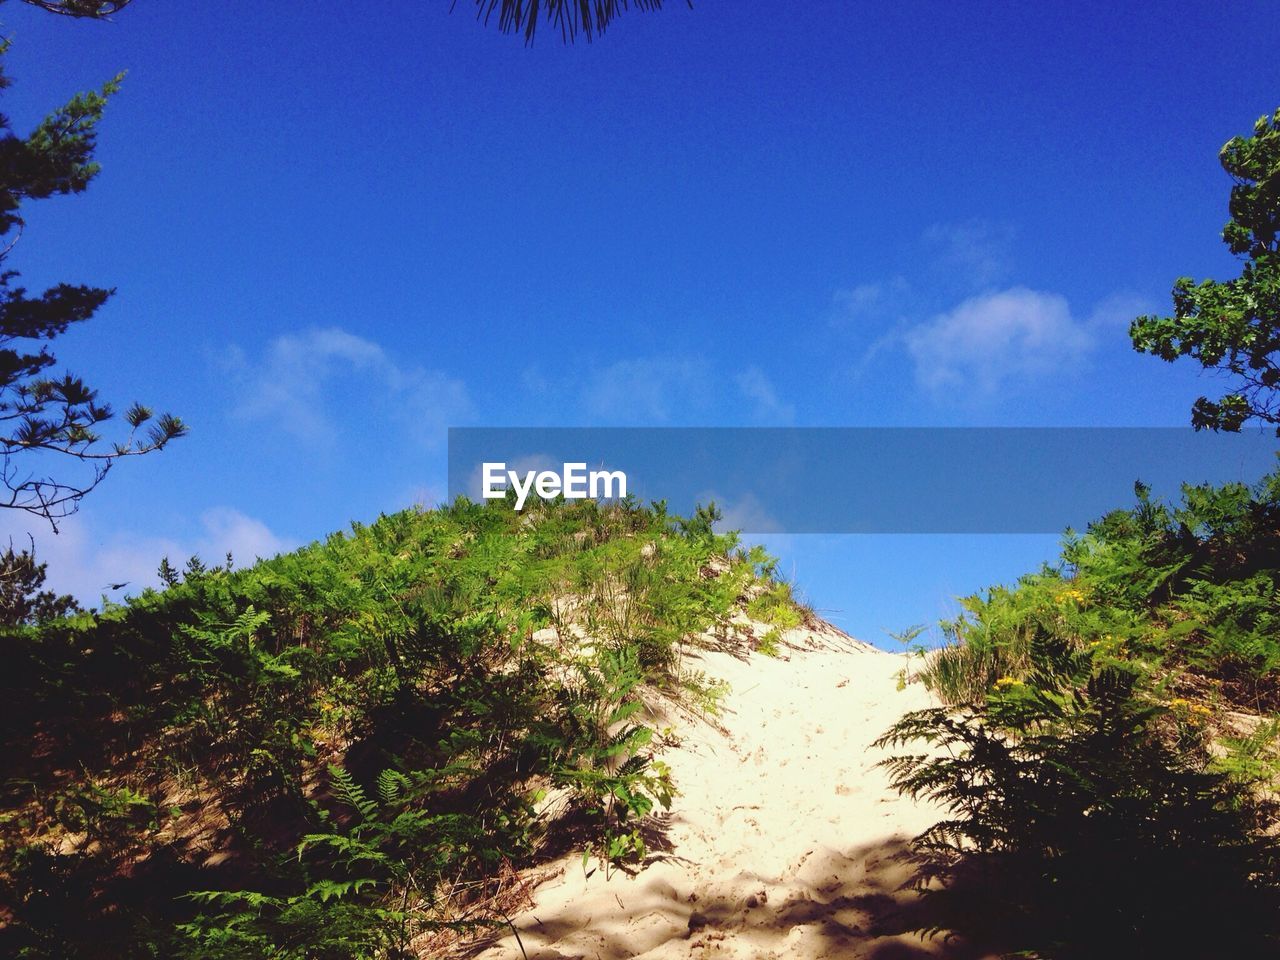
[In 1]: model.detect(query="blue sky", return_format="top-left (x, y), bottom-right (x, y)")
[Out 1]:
top-left (4, 1), bottom-right (1279, 644)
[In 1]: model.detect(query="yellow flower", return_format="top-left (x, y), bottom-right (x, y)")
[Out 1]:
top-left (994, 676), bottom-right (1020, 688)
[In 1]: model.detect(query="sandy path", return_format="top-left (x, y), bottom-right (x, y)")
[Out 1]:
top-left (473, 627), bottom-right (997, 960)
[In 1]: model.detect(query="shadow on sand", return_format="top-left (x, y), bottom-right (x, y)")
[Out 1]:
top-left (464, 833), bottom-right (1008, 959)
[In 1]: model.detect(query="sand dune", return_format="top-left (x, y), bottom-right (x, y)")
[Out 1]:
top-left (472, 625), bottom-right (999, 960)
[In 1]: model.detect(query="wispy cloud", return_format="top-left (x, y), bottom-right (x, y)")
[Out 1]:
top-left (830, 279), bottom-right (919, 385)
top-left (579, 357), bottom-right (713, 424)
top-left (830, 277), bottom-right (913, 331)
top-left (224, 327), bottom-right (471, 447)
top-left (735, 366), bottom-right (795, 425)
top-left (572, 356), bottom-right (797, 426)
top-left (923, 219), bottom-right (1016, 289)
top-left (1086, 292), bottom-right (1155, 331)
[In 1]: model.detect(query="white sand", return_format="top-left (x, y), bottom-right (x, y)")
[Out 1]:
top-left (473, 626), bottom-right (1000, 960)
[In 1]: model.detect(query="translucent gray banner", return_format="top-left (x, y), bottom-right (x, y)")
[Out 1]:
top-left (447, 428), bottom-right (1279, 533)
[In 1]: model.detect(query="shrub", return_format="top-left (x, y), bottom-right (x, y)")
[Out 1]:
top-left (879, 633), bottom-right (1280, 957)
top-left (0, 497), bottom-right (770, 958)
top-left (882, 474), bottom-right (1280, 957)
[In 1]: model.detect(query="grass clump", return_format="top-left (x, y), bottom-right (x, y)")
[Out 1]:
top-left (747, 580), bottom-right (805, 631)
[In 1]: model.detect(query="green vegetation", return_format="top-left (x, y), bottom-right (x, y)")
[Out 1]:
top-left (882, 473), bottom-right (1280, 957)
top-left (0, 497), bottom-right (789, 958)
top-left (745, 580), bottom-right (805, 632)
top-left (880, 104), bottom-right (1280, 957)
top-left (0, 1), bottom-right (186, 527)
top-left (744, 575), bottom-right (810, 657)
top-left (0, 542), bottom-right (79, 627)
top-left (1132, 107), bottom-right (1280, 432)
top-left (907, 474), bottom-right (1280, 708)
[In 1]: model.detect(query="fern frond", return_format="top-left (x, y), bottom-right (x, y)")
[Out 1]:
top-left (327, 765), bottom-right (377, 822)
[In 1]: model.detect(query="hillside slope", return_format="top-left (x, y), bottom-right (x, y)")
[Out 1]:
top-left (474, 624), bottom-right (997, 960)
top-left (1, 499), bottom-right (999, 958)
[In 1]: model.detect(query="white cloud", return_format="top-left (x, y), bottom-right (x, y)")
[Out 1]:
top-left (224, 327), bottom-right (471, 447)
top-left (196, 507), bottom-right (291, 568)
top-left (0, 507), bottom-right (292, 606)
top-left (831, 220), bottom-right (1150, 399)
top-left (905, 287), bottom-right (1095, 395)
top-left (735, 366), bottom-right (795, 425)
